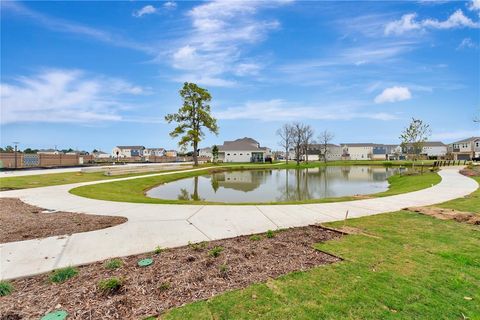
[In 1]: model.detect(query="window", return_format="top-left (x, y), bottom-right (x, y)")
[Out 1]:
top-left (240, 153), bottom-right (243, 155)
top-left (234, 153), bottom-right (237, 156)
top-left (227, 153), bottom-right (230, 156)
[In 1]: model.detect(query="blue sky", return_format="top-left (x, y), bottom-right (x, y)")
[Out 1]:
top-left (1, 0), bottom-right (479, 152)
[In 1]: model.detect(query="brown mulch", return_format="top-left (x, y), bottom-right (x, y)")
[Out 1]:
top-left (0, 225), bottom-right (342, 319)
top-left (406, 206), bottom-right (480, 225)
top-left (0, 198), bottom-right (127, 243)
top-left (460, 166), bottom-right (480, 177)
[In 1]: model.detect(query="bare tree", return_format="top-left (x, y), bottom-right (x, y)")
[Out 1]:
top-left (276, 123), bottom-right (293, 164)
top-left (301, 125), bottom-right (314, 164)
top-left (291, 122), bottom-right (306, 166)
top-left (400, 118), bottom-right (431, 162)
top-left (318, 130), bottom-right (334, 163)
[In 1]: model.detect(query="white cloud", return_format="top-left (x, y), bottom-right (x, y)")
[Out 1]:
top-left (458, 37), bottom-right (477, 49)
top-left (133, 5), bottom-right (157, 18)
top-left (385, 9), bottom-right (479, 35)
top-left (164, 2), bottom-right (177, 9)
top-left (431, 129), bottom-right (480, 141)
top-left (214, 99), bottom-right (397, 121)
top-left (374, 86), bottom-right (412, 103)
top-left (468, 0), bottom-right (480, 12)
top-left (166, 0), bottom-right (291, 86)
top-left (0, 69), bottom-right (145, 124)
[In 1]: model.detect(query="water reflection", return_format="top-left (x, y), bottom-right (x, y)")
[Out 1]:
top-left (146, 166), bottom-right (405, 203)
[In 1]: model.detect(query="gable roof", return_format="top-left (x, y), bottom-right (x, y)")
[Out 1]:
top-left (116, 145), bottom-right (145, 150)
top-left (451, 137), bottom-right (480, 144)
top-left (218, 137), bottom-right (267, 151)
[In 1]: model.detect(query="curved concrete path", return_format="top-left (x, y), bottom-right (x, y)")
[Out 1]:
top-left (0, 166), bottom-right (477, 280)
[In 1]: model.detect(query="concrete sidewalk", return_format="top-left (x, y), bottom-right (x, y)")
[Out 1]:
top-left (0, 166), bottom-right (477, 280)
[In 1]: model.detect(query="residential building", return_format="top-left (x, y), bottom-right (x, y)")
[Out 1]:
top-left (144, 148), bottom-right (166, 157)
top-left (341, 143), bottom-right (375, 160)
top-left (371, 144), bottom-right (403, 160)
top-left (37, 149), bottom-right (60, 155)
top-left (111, 145), bottom-right (145, 158)
top-left (214, 137), bottom-right (270, 163)
top-left (92, 150), bottom-right (110, 159)
top-left (448, 137), bottom-right (480, 160)
top-left (165, 150), bottom-right (178, 157)
top-left (198, 147), bottom-right (212, 158)
top-left (303, 144), bottom-right (343, 161)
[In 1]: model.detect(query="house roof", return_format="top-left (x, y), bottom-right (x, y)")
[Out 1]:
top-left (341, 143), bottom-right (377, 147)
top-left (116, 145), bottom-right (145, 149)
top-left (451, 137), bottom-right (480, 144)
top-left (218, 137), bottom-right (267, 152)
top-left (93, 150), bottom-right (108, 154)
top-left (146, 148), bottom-right (165, 151)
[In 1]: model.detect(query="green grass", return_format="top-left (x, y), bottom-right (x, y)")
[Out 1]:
top-left (105, 258), bottom-right (123, 270)
top-left (70, 165), bottom-right (441, 205)
top-left (437, 176), bottom-right (480, 214)
top-left (98, 277), bottom-right (123, 294)
top-left (49, 267), bottom-right (78, 283)
top-left (162, 174), bottom-right (480, 319)
top-left (0, 280), bottom-right (14, 296)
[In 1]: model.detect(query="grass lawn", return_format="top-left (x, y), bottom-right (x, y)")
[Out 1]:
top-left (69, 166), bottom-right (441, 204)
top-left (163, 178), bottom-right (480, 319)
top-left (438, 176), bottom-right (480, 214)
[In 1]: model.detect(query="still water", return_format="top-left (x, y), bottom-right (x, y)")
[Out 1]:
top-left (146, 166), bottom-right (407, 203)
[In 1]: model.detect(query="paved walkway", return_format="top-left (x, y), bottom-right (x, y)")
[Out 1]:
top-left (0, 166), bottom-right (477, 280)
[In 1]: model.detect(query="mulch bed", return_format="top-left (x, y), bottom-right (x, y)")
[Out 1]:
top-left (460, 166), bottom-right (480, 177)
top-left (0, 225), bottom-right (342, 319)
top-left (0, 198), bottom-right (127, 243)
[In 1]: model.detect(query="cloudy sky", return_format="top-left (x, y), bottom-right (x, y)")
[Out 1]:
top-left (1, 0), bottom-right (479, 152)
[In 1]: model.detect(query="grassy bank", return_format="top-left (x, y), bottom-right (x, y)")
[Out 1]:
top-left (438, 176), bottom-right (480, 214)
top-left (163, 183), bottom-right (480, 319)
top-left (70, 166), bottom-right (441, 205)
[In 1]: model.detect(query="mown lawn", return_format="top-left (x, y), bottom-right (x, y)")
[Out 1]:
top-left (438, 176), bottom-right (480, 214)
top-left (163, 179), bottom-right (480, 319)
top-left (70, 168), bottom-right (440, 205)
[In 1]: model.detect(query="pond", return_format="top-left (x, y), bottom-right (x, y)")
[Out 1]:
top-left (146, 166), bottom-right (408, 203)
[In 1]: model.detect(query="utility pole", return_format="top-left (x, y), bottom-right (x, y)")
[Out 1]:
top-left (13, 141), bottom-right (20, 169)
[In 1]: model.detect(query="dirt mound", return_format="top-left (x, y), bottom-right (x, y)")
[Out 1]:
top-left (406, 206), bottom-right (480, 225)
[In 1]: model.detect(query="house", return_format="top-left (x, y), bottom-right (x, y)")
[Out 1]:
top-left (111, 146), bottom-right (145, 158)
top-left (303, 144), bottom-right (343, 161)
top-left (144, 148), bottom-right (166, 157)
top-left (215, 137), bottom-right (270, 163)
top-left (341, 143), bottom-right (375, 160)
top-left (371, 144), bottom-right (403, 160)
top-left (165, 150), bottom-right (178, 157)
top-left (92, 150), bottom-right (110, 159)
top-left (448, 137), bottom-right (480, 160)
top-left (37, 149), bottom-right (60, 155)
top-left (198, 147), bottom-right (212, 158)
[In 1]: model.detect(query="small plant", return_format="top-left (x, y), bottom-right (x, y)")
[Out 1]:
top-left (105, 258), bottom-right (123, 269)
top-left (49, 267), bottom-right (78, 283)
top-left (219, 263), bottom-right (228, 275)
top-left (250, 235), bottom-right (262, 241)
top-left (0, 281), bottom-right (13, 296)
top-left (208, 246), bottom-right (224, 258)
top-left (266, 230), bottom-right (276, 238)
top-left (154, 246), bottom-right (164, 254)
top-left (188, 241), bottom-right (207, 251)
top-left (98, 277), bottom-right (123, 294)
top-left (158, 281), bottom-right (171, 291)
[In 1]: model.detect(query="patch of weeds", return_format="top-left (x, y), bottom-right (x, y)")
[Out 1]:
top-left (105, 258), bottom-right (123, 270)
top-left (158, 281), bottom-right (171, 292)
top-left (266, 230), bottom-right (276, 238)
top-left (188, 241), bottom-right (207, 251)
top-left (98, 277), bottom-right (123, 294)
top-left (208, 246), bottom-right (224, 258)
top-left (250, 234), bottom-right (262, 241)
top-left (0, 280), bottom-right (14, 296)
top-left (154, 246), bottom-right (164, 254)
top-left (49, 267), bottom-right (78, 283)
top-left (219, 263), bottom-right (229, 276)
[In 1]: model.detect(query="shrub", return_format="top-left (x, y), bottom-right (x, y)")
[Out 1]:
top-left (154, 246), bottom-right (164, 254)
top-left (0, 281), bottom-right (13, 296)
top-left (158, 282), bottom-right (171, 291)
top-left (266, 230), bottom-right (276, 238)
top-left (98, 277), bottom-right (122, 294)
top-left (188, 241), bottom-right (207, 251)
top-left (208, 246), bottom-right (224, 258)
top-left (250, 235), bottom-right (262, 241)
top-left (49, 267), bottom-right (78, 283)
top-left (105, 259), bottom-right (123, 269)
top-left (219, 263), bottom-right (228, 275)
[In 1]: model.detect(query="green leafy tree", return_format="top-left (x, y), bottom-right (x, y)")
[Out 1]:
top-left (4, 146), bottom-right (14, 153)
top-left (212, 145), bottom-right (219, 163)
top-left (165, 82), bottom-right (219, 166)
top-left (400, 118), bottom-right (431, 162)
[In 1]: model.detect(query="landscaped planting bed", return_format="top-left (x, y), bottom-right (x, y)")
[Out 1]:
top-left (0, 225), bottom-right (342, 319)
top-left (0, 198), bottom-right (127, 243)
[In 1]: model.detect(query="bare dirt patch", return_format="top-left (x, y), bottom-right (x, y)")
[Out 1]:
top-left (1, 225), bottom-right (342, 319)
top-left (0, 198), bottom-right (127, 243)
top-left (406, 206), bottom-right (480, 225)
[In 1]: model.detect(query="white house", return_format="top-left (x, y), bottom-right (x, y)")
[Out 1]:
top-left (111, 145), bottom-right (145, 158)
top-left (37, 149), bottom-right (60, 155)
top-left (198, 147), bottom-right (212, 158)
top-left (144, 148), bottom-right (166, 157)
top-left (421, 142), bottom-right (447, 158)
top-left (215, 137), bottom-right (270, 163)
top-left (92, 150), bottom-right (110, 159)
top-left (448, 137), bottom-right (480, 160)
top-left (303, 144), bottom-right (343, 161)
top-left (341, 143), bottom-right (375, 160)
